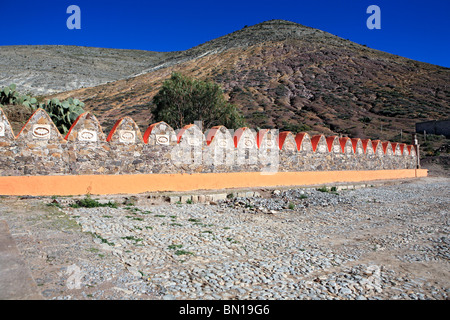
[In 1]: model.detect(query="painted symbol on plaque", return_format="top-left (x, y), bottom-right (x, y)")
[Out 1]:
top-left (284, 141), bottom-right (295, 151)
top-left (78, 129), bottom-right (97, 142)
top-left (0, 122), bottom-right (4, 137)
top-left (317, 144), bottom-right (327, 153)
top-left (118, 130), bottom-right (135, 143)
top-left (218, 138), bottom-right (228, 148)
top-left (244, 137), bottom-right (254, 148)
top-left (187, 137), bottom-right (200, 146)
top-left (356, 146), bottom-right (363, 155)
top-left (32, 124), bottom-right (51, 139)
top-left (333, 145), bottom-right (341, 153)
top-left (155, 134), bottom-right (169, 145)
top-left (266, 140), bottom-right (274, 148)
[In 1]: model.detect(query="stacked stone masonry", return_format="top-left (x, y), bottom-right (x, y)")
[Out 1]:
top-left (0, 108), bottom-right (417, 176)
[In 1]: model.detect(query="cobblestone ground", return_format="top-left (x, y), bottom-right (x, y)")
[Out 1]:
top-left (0, 177), bottom-right (448, 300)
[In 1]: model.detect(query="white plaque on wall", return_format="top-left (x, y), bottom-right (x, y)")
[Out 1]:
top-left (244, 137), bottom-right (254, 148)
top-left (155, 134), bottom-right (169, 145)
top-left (266, 140), bottom-right (275, 148)
top-left (218, 138), bottom-right (228, 148)
top-left (78, 129), bottom-right (97, 142)
top-left (187, 137), bottom-right (200, 146)
top-left (317, 144), bottom-right (327, 153)
top-left (333, 145), bottom-right (341, 153)
top-left (32, 124), bottom-right (51, 139)
top-left (284, 141), bottom-right (295, 151)
top-left (118, 130), bottom-right (135, 143)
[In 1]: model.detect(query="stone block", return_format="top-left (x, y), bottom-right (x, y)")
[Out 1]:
top-left (295, 133), bottom-right (312, 152)
top-left (143, 121), bottom-right (177, 146)
top-left (211, 193), bottom-right (227, 201)
top-left (171, 124), bottom-right (205, 171)
top-left (0, 107), bottom-right (15, 141)
top-left (180, 195), bottom-right (192, 203)
top-left (169, 196), bottom-right (181, 204)
top-left (204, 125), bottom-right (234, 167)
top-left (65, 112), bottom-right (106, 143)
top-left (279, 131), bottom-right (297, 152)
top-left (326, 136), bottom-right (341, 153)
top-left (234, 127), bottom-right (258, 166)
top-left (311, 135), bottom-right (328, 153)
top-left (107, 116), bottom-right (144, 144)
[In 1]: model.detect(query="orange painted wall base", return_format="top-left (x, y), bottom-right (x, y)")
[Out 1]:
top-left (0, 169), bottom-right (427, 196)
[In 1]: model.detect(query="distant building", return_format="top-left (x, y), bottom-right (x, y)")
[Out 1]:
top-left (415, 119), bottom-right (450, 138)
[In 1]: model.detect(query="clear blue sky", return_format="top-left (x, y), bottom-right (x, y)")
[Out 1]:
top-left (1, 0), bottom-right (449, 67)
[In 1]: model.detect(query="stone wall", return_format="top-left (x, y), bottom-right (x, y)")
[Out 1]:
top-left (0, 108), bottom-right (418, 176)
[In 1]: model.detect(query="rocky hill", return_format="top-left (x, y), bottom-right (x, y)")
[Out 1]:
top-left (0, 45), bottom-right (175, 96)
top-left (2, 20), bottom-right (449, 145)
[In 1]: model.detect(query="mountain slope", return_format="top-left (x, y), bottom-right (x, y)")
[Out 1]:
top-left (3, 20), bottom-right (448, 145)
top-left (0, 45), bottom-right (175, 95)
top-left (46, 20), bottom-right (449, 144)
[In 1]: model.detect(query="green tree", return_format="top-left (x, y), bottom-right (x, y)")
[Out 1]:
top-left (152, 73), bottom-right (245, 129)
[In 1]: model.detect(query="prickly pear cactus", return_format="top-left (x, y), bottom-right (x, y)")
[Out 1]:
top-left (0, 83), bottom-right (85, 135)
top-left (41, 97), bottom-right (85, 134)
